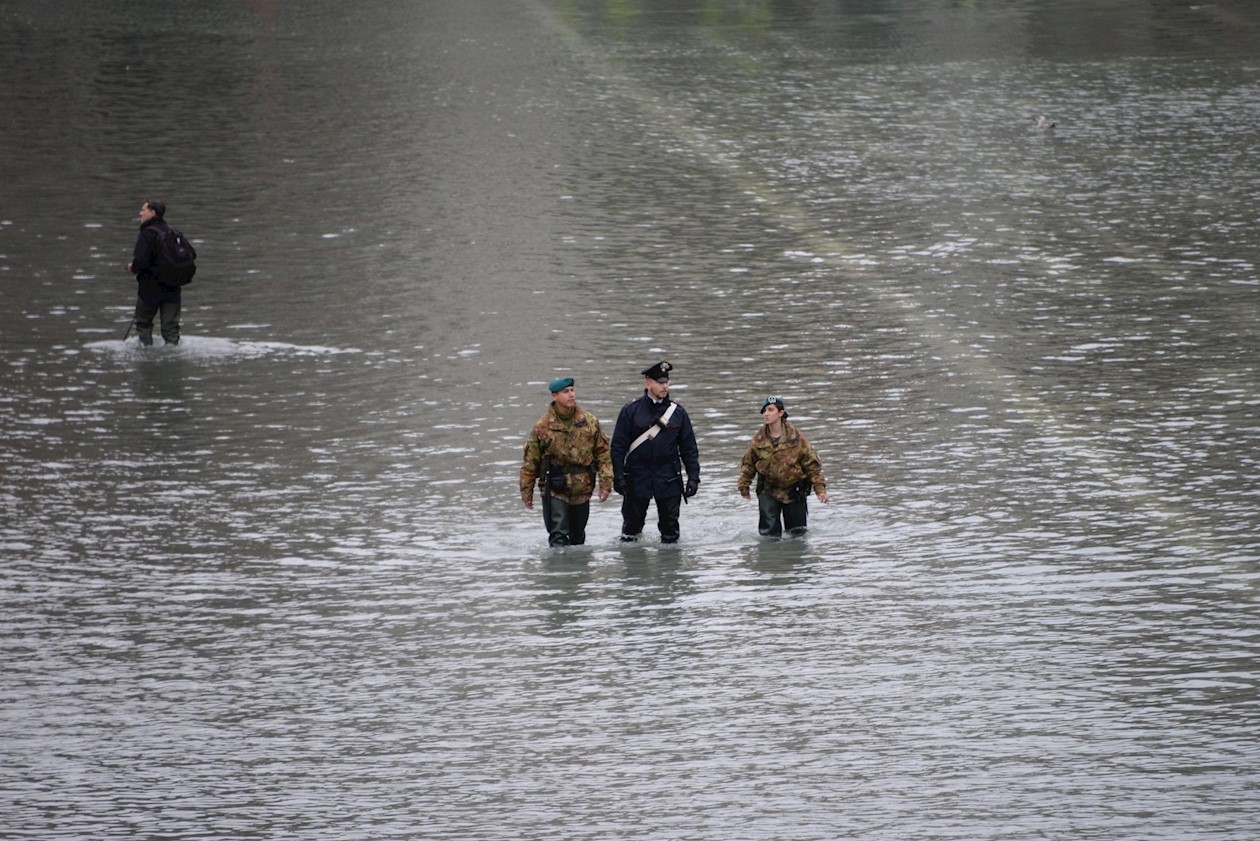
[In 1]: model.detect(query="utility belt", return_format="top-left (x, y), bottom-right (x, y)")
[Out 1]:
top-left (756, 476), bottom-right (812, 502)
top-left (546, 461), bottom-right (596, 494)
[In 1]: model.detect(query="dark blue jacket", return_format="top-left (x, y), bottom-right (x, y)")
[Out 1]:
top-left (610, 391), bottom-right (701, 498)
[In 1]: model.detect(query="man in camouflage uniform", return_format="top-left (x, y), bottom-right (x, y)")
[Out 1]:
top-left (737, 396), bottom-right (829, 537)
top-left (520, 377), bottom-right (614, 546)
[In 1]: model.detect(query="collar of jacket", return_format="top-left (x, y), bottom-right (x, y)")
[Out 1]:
top-left (549, 403), bottom-right (584, 425)
top-left (753, 419), bottom-right (798, 446)
top-left (641, 389), bottom-right (671, 410)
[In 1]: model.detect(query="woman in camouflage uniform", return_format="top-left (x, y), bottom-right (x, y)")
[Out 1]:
top-left (520, 377), bottom-right (614, 546)
top-left (737, 396), bottom-right (829, 537)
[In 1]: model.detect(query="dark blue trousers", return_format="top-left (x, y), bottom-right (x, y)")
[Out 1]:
top-left (620, 494), bottom-right (682, 543)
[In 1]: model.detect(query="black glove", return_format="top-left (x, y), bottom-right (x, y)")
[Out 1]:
top-left (613, 475), bottom-right (626, 496)
top-left (683, 477), bottom-right (699, 500)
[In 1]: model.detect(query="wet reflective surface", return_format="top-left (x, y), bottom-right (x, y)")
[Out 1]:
top-left (2, 1), bottom-right (1258, 838)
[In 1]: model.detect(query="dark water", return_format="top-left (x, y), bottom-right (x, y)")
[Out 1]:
top-left (2, 1), bottom-right (1258, 838)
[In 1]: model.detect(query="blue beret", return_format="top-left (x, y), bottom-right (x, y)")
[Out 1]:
top-left (548, 376), bottom-right (575, 393)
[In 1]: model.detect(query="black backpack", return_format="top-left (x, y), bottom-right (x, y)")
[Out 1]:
top-left (152, 223), bottom-right (197, 286)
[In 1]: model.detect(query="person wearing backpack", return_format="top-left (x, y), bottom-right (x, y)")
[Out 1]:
top-left (126, 198), bottom-right (195, 346)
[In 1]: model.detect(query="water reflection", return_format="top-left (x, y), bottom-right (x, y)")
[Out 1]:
top-left (533, 547), bottom-right (703, 630)
top-left (3, 0), bottom-right (1259, 839)
top-left (616, 549), bottom-right (697, 614)
top-left (735, 539), bottom-right (818, 587)
top-left (534, 552), bottom-right (597, 629)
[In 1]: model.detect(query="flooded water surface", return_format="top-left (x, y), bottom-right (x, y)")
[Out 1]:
top-left (2, 1), bottom-right (1258, 838)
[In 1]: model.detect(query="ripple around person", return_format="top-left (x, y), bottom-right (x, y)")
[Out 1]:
top-left (84, 336), bottom-right (364, 358)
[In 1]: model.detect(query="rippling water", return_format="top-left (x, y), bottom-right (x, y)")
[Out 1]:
top-left (2, 1), bottom-right (1258, 838)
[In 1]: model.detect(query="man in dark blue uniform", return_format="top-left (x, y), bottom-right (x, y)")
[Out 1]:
top-left (610, 360), bottom-right (701, 543)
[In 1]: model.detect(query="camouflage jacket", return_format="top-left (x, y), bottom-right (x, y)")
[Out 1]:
top-left (736, 420), bottom-right (827, 503)
top-left (520, 402), bottom-right (614, 505)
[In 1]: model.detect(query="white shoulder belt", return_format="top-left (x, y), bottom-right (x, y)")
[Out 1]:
top-left (627, 403), bottom-right (677, 455)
